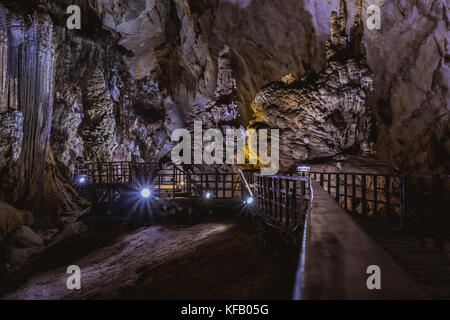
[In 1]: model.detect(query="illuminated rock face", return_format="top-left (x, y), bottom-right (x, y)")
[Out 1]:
top-left (184, 45), bottom-right (240, 173)
top-left (80, 69), bottom-right (119, 162)
top-left (0, 110), bottom-right (23, 171)
top-left (92, 0), bottom-right (448, 173)
top-left (188, 45), bottom-right (239, 130)
top-left (304, 0), bottom-right (449, 173)
top-left (51, 83), bottom-right (84, 173)
top-left (0, 0), bottom-right (447, 213)
top-left (250, 1), bottom-right (375, 168)
top-left (0, 5), bottom-right (56, 202)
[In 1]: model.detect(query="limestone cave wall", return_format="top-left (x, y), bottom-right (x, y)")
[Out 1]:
top-left (0, 0), bottom-right (447, 221)
top-left (91, 0), bottom-right (449, 173)
top-left (0, 0), bottom-right (173, 222)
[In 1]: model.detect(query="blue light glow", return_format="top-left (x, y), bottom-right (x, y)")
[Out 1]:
top-left (140, 188), bottom-right (151, 199)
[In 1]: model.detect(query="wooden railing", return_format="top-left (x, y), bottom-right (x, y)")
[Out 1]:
top-left (76, 162), bottom-right (246, 201)
top-left (253, 174), bottom-right (312, 227)
top-left (175, 169), bottom-right (244, 200)
top-left (299, 171), bottom-right (450, 237)
top-left (76, 162), bottom-right (448, 239)
top-left (76, 162), bottom-right (162, 185)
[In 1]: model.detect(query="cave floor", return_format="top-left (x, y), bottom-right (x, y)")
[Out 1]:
top-left (2, 217), bottom-right (298, 300)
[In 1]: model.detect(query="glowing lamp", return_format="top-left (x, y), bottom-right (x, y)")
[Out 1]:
top-left (78, 176), bottom-right (86, 184)
top-left (140, 188), bottom-right (151, 199)
top-left (246, 197), bottom-right (254, 205)
top-left (205, 192), bottom-right (211, 199)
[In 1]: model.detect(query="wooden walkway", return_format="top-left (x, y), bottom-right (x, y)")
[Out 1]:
top-left (353, 216), bottom-right (450, 299)
top-left (296, 181), bottom-right (428, 299)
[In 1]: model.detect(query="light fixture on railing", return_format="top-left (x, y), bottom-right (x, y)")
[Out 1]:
top-left (205, 192), bottom-right (211, 199)
top-left (297, 166), bottom-right (311, 173)
top-left (77, 176), bottom-right (87, 184)
top-left (246, 196), bottom-right (254, 205)
top-left (140, 188), bottom-right (151, 199)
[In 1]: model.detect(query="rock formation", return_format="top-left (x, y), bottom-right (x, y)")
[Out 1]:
top-left (91, 0), bottom-right (448, 173)
top-left (0, 110), bottom-right (23, 171)
top-left (0, 1), bottom-right (175, 215)
top-left (188, 45), bottom-right (239, 130)
top-left (0, 5), bottom-right (56, 204)
top-left (51, 83), bottom-right (84, 173)
top-left (80, 69), bottom-right (119, 162)
top-left (0, 202), bottom-right (34, 235)
top-left (183, 45), bottom-right (240, 173)
top-left (0, 0), bottom-right (447, 219)
top-left (250, 0), bottom-right (375, 168)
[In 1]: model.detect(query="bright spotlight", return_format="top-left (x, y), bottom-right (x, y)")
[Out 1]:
top-left (78, 176), bottom-right (86, 184)
top-left (205, 192), bottom-right (211, 199)
top-left (246, 197), bottom-right (254, 205)
top-left (140, 188), bottom-right (151, 199)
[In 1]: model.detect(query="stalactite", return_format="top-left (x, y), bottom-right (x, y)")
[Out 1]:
top-left (350, 0), bottom-right (365, 61)
top-left (0, 5), bottom-right (56, 204)
top-left (0, 7), bottom-right (8, 113)
top-left (339, 0), bottom-right (347, 33)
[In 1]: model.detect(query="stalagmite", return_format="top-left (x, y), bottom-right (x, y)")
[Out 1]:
top-left (80, 69), bottom-right (118, 162)
top-left (250, 0), bottom-right (375, 168)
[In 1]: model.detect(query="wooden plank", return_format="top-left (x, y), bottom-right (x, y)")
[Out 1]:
top-left (298, 181), bottom-right (428, 300)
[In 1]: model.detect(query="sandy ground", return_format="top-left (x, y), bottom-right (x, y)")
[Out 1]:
top-left (2, 219), bottom-right (298, 300)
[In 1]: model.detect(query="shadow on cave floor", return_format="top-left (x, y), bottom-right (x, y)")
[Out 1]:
top-left (2, 214), bottom-right (299, 300)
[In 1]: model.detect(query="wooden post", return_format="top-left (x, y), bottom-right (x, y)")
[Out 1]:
top-left (215, 173), bottom-right (219, 199)
top-left (223, 174), bottom-right (226, 199)
top-left (292, 180), bottom-right (297, 226)
top-left (285, 179), bottom-right (289, 226)
top-left (336, 173), bottom-right (340, 204)
top-left (271, 178), bottom-right (275, 219)
top-left (352, 174), bottom-right (356, 211)
top-left (386, 175), bottom-right (390, 216)
top-left (400, 175), bottom-right (406, 229)
top-left (172, 168), bottom-right (176, 199)
top-left (373, 175), bottom-right (378, 217)
top-left (328, 173), bottom-right (331, 193)
top-left (231, 172), bottom-right (235, 199)
top-left (344, 174), bottom-right (348, 210)
top-left (201, 174), bottom-right (204, 198)
top-left (361, 174), bottom-right (366, 215)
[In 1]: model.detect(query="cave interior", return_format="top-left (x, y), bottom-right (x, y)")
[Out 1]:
top-left (0, 0), bottom-right (448, 300)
